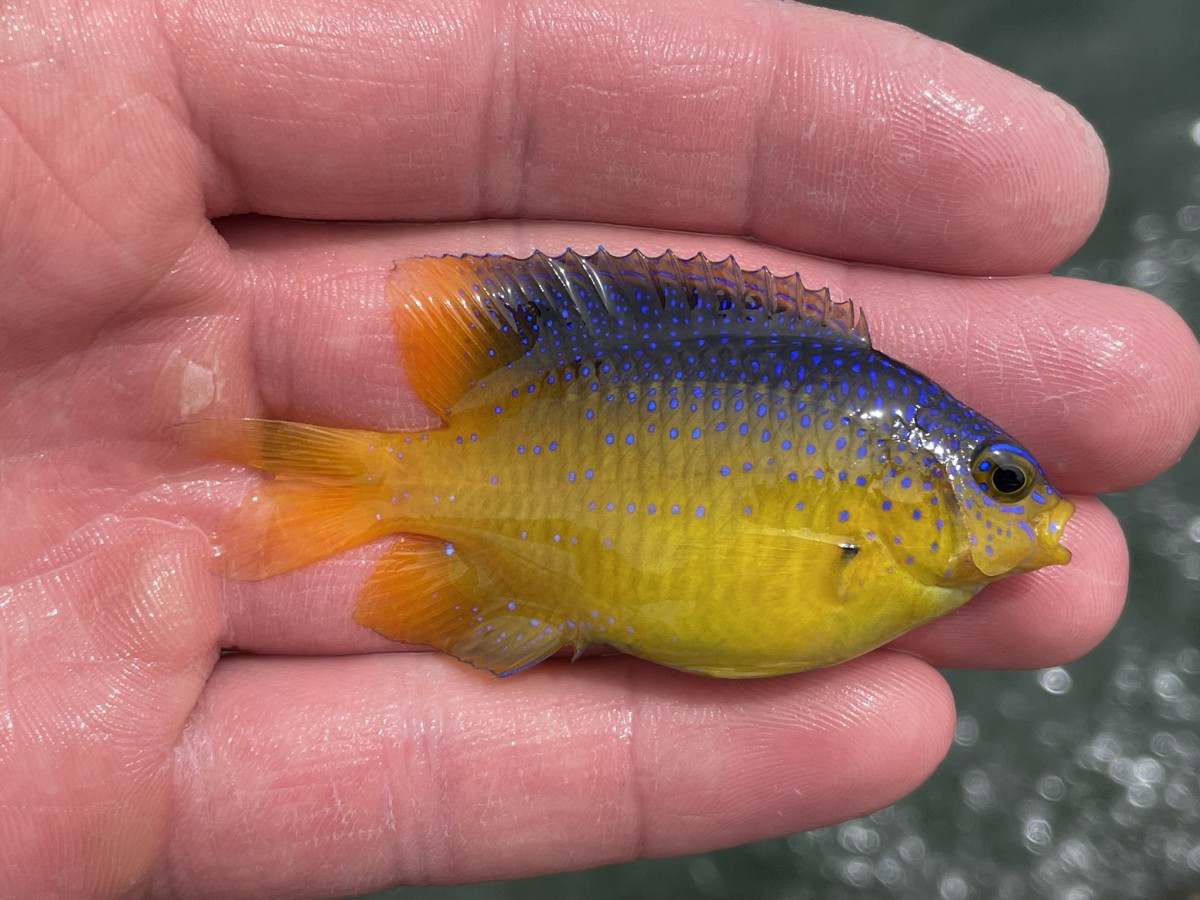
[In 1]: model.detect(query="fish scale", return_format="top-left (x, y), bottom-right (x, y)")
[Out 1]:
top-left (370, 373), bottom-right (966, 670)
top-left (183, 249), bottom-right (1075, 677)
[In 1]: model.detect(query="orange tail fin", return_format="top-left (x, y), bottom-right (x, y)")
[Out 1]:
top-left (177, 419), bottom-right (397, 579)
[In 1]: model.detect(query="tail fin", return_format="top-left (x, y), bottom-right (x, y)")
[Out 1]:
top-left (177, 419), bottom-right (396, 579)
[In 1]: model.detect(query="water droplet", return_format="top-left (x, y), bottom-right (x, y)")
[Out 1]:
top-left (1023, 816), bottom-right (1052, 851)
top-left (954, 714), bottom-right (979, 747)
top-left (1133, 756), bottom-right (1164, 783)
top-left (1037, 774), bottom-right (1066, 801)
top-left (1153, 670), bottom-right (1184, 699)
top-left (874, 857), bottom-right (904, 887)
top-left (1038, 667), bottom-right (1073, 695)
top-left (1187, 516), bottom-right (1200, 543)
top-left (962, 768), bottom-right (995, 810)
top-left (897, 835), bottom-right (926, 863)
top-left (938, 872), bottom-right (969, 900)
top-left (686, 855), bottom-right (720, 889)
top-left (1168, 237), bottom-right (1197, 264)
top-left (1187, 843), bottom-right (1200, 872)
top-left (1133, 213), bottom-right (1167, 242)
top-left (1126, 782), bottom-right (1156, 808)
top-left (1179, 647), bottom-right (1200, 674)
top-left (839, 857), bottom-right (873, 887)
top-left (837, 823), bottom-right (880, 854)
top-left (1130, 257), bottom-right (1166, 287)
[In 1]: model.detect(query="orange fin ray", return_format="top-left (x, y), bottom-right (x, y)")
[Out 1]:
top-left (175, 418), bottom-right (387, 480)
top-left (178, 418), bottom-right (395, 579)
top-left (217, 482), bottom-right (395, 579)
top-left (354, 537), bottom-right (574, 676)
top-left (389, 258), bottom-right (530, 417)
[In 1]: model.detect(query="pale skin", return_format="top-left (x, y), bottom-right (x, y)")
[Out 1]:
top-left (3, 0), bottom-right (1199, 896)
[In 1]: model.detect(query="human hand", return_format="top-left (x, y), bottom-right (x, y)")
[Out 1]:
top-left (3, 0), bottom-right (1198, 896)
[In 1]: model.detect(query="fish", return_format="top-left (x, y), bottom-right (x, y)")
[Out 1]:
top-left (184, 249), bottom-right (1075, 678)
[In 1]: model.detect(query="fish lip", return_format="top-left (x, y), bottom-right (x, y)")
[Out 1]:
top-left (1034, 495), bottom-right (1076, 568)
top-left (975, 494), bottom-right (1076, 577)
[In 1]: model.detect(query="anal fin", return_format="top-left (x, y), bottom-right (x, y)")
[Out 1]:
top-left (354, 537), bottom-right (575, 676)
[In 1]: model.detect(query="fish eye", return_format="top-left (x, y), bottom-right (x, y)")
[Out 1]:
top-left (970, 442), bottom-right (1037, 502)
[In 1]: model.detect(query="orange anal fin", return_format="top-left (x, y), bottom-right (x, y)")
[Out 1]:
top-left (354, 537), bottom-right (573, 677)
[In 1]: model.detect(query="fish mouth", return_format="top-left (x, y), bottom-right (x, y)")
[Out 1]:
top-left (963, 493), bottom-right (1077, 579)
top-left (1031, 495), bottom-right (1076, 569)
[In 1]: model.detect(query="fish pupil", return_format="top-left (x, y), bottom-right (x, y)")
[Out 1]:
top-left (992, 465), bottom-right (1026, 496)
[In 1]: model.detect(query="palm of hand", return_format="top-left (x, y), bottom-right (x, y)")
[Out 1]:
top-left (3, 2), bottom-right (1199, 897)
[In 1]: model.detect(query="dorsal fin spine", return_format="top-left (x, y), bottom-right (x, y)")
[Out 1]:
top-left (389, 249), bottom-right (871, 417)
top-left (657, 248), bottom-right (688, 311)
top-left (563, 248), bottom-right (613, 321)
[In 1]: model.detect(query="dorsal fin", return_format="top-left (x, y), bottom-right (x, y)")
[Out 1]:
top-left (388, 249), bottom-right (870, 418)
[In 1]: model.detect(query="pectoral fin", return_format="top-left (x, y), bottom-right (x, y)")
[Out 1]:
top-left (739, 526), bottom-right (861, 584)
top-left (354, 536), bottom-right (575, 676)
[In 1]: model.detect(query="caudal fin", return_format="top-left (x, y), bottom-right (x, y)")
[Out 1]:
top-left (177, 418), bottom-right (396, 579)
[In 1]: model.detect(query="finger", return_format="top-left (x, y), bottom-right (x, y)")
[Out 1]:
top-left (889, 497), bottom-right (1128, 669)
top-left (160, 651), bottom-right (954, 895)
top-left (203, 219), bottom-right (1200, 494)
top-left (161, 0), bottom-right (1107, 273)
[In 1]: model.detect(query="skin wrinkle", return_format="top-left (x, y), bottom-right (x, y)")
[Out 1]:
top-left (504, 8), bottom-right (538, 222)
top-left (241, 252), bottom-right (414, 426)
top-left (252, 264), bottom-right (289, 417)
top-left (741, 11), bottom-right (779, 236)
top-left (807, 51), bottom-right (861, 239)
top-left (0, 611), bottom-right (13, 740)
top-left (958, 298), bottom-right (1052, 423)
top-left (623, 665), bottom-right (650, 862)
top-left (168, 677), bottom-right (215, 896)
top-left (412, 671), bottom-right (454, 884)
top-left (373, 711), bottom-right (403, 873)
top-left (478, 0), bottom-right (504, 217)
top-left (0, 132), bottom-right (113, 360)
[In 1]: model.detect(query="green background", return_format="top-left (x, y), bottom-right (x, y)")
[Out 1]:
top-left (373, 1), bottom-right (1200, 896)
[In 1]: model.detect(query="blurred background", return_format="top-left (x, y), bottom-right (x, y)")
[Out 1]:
top-left (376, 1), bottom-right (1200, 897)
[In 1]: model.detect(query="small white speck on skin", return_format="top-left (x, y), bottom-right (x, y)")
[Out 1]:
top-left (179, 361), bottom-right (217, 416)
top-left (161, 347), bottom-right (222, 418)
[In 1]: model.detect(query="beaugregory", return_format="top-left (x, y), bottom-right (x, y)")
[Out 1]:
top-left (183, 249), bottom-right (1074, 677)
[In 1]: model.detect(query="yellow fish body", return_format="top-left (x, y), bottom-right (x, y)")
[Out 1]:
top-left (189, 250), bottom-right (1074, 677)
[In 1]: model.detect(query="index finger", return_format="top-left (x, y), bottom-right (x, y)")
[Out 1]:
top-left (164, 0), bottom-right (1107, 274)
